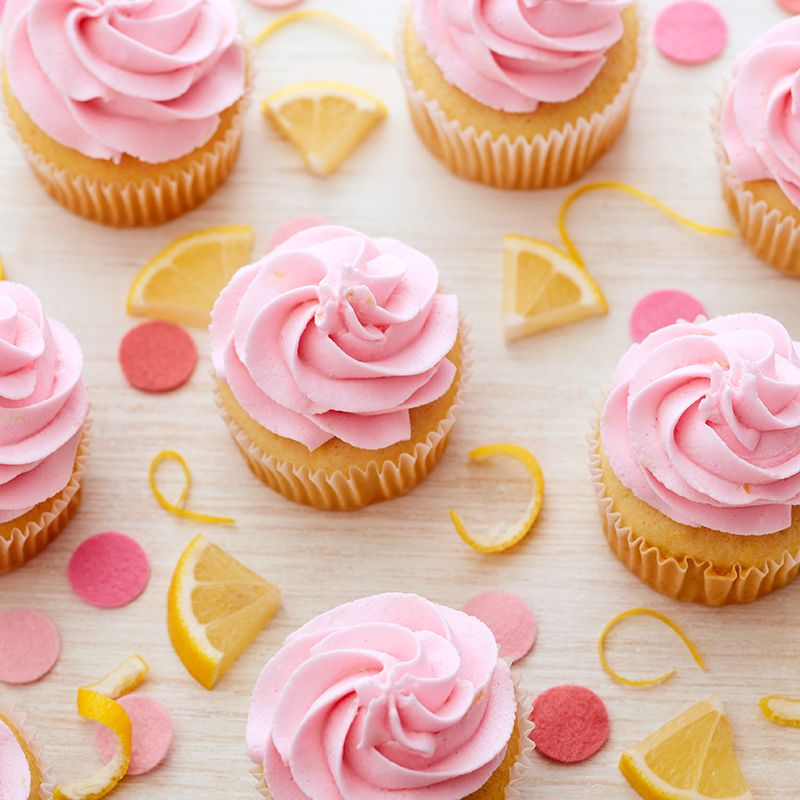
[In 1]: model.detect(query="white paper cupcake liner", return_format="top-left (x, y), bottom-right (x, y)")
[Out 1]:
top-left (588, 401), bottom-right (800, 606)
top-left (250, 671), bottom-right (534, 800)
top-left (214, 318), bottom-right (473, 512)
top-left (396, 3), bottom-right (647, 190)
top-left (0, 699), bottom-right (55, 800)
top-left (0, 419), bottom-right (92, 577)
top-left (711, 87), bottom-right (800, 276)
top-left (2, 46), bottom-right (254, 227)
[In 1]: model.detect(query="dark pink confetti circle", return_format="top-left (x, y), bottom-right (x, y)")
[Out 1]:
top-left (461, 591), bottom-right (536, 663)
top-left (96, 695), bottom-right (172, 775)
top-left (68, 532), bottom-right (149, 608)
top-left (0, 608), bottom-right (60, 684)
top-left (653, 1), bottom-right (727, 64)
top-left (629, 289), bottom-right (706, 343)
top-left (530, 685), bottom-right (609, 764)
top-left (778, 0), bottom-right (800, 13)
top-left (119, 321), bottom-right (197, 394)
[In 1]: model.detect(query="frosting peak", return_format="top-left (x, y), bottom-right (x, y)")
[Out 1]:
top-left (0, 283), bottom-right (87, 524)
top-left (413, 0), bottom-right (632, 112)
top-left (246, 593), bottom-right (517, 800)
top-left (721, 17), bottom-right (800, 207)
top-left (601, 313), bottom-right (800, 535)
top-left (210, 224), bottom-right (459, 452)
top-left (4, 0), bottom-right (245, 163)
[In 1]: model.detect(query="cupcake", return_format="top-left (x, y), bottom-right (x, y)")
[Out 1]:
top-left (2, 0), bottom-right (247, 227)
top-left (0, 699), bottom-right (55, 800)
top-left (590, 313), bottom-right (800, 606)
top-left (714, 17), bottom-right (800, 276)
top-left (397, 0), bottom-right (645, 190)
top-left (0, 283), bottom-right (90, 576)
top-left (210, 221), bottom-right (470, 511)
top-left (246, 593), bottom-right (533, 800)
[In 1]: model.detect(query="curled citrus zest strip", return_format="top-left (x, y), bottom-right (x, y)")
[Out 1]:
top-left (53, 656), bottom-right (149, 800)
top-left (558, 181), bottom-right (737, 267)
top-left (451, 443), bottom-right (544, 553)
top-left (599, 608), bottom-right (706, 687)
top-left (150, 451), bottom-right (235, 525)
top-left (759, 695), bottom-right (800, 727)
top-left (253, 11), bottom-right (392, 59)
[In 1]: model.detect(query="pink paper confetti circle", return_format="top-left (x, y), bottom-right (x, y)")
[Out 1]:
top-left (461, 591), bottom-right (536, 663)
top-left (653, 1), bottom-right (727, 64)
top-left (68, 532), bottom-right (149, 608)
top-left (530, 685), bottom-right (609, 764)
top-left (119, 321), bottom-right (197, 394)
top-left (96, 695), bottom-right (172, 775)
top-left (629, 289), bottom-right (706, 343)
top-left (0, 608), bottom-right (60, 684)
top-left (778, 0), bottom-right (800, 13)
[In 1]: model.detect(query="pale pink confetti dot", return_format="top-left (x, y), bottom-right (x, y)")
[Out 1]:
top-left (269, 216), bottom-right (331, 251)
top-left (629, 289), bottom-right (707, 343)
top-left (653, 1), bottom-right (727, 64)
top-left (0, 608), bottom-right (60, 684)
top-left (68, 532), bottom-right (149, 608)
top-left (777, 0), bottom-right (800, 13)
top-left (461, 591), bottom-right (536, 663)
top-left (96, 695), bottom-right (173, 775)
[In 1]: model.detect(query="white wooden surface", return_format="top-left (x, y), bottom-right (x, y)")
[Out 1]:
top-left (1, 1), bottom-right (798, 797)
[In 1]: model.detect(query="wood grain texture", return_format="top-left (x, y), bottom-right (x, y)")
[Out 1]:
top-left (0, 1), bottom-right (798, 798)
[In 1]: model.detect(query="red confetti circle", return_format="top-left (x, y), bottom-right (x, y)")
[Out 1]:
top-left (531, 685), bottom-right (609, 763)
top-left (653, 1), bottom-right (727, 64)
top-left (119, 321), bottom-right (197, 393)
top-left (68, 532), bottom-right (149, 608)
top-left (96, 695), bottom-right (172, 775)
top-left (0, 608), bottom-right (60, 684)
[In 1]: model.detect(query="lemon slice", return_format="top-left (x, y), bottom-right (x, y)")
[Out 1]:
top-left (760, 696), bottom-right (800, 727)
top-left (451, 443), bottom-right (544, 552)
top-left (126, 226), bottom-right (255, 328)
top-left (502, 235), bottom-right (607, 342)
top-left (263, 82), bottom-right (387, 177)
top-left (53, 656), bottom-right (149, 800)
top-left (168, 534), bottom-right (281, 690)
top-left (620, 695), bottom-right (753, 800)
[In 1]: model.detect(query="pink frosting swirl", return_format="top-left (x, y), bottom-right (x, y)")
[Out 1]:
top-left (0, 719), bottom-right (30, 800)
top-left (0, 283), bottom-right (87, 524)
top-left (721, 17), bottom-right (800, 207)
top-left (601, 314), bottom-right (800, 536)
top-left (246, 593), bottom-right (517, 800)
top-left (210, 224), bottom-right (459, 452)
top-left (412, 0), bottom-right (633, 113)
top-left (3, 0), bottom-right (245, 164)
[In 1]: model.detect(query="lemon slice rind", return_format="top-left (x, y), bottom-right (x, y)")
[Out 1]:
top-left (451, 443), bottom-right (544, 553)
top-left (126, 225), bottom-right (255, 328)
top-left (53, 656), bottom-right (149, 800)
top-left (263, 82), bottom-right (387, 177)
top-left (502, 235), bottom-right (607, 342)
top-left (760, 695), bottom-right (800, 727)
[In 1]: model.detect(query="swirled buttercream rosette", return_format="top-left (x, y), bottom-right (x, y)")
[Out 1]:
top-left (246, 594), bottom-right (534, 800)
top-left (0, 699), bottom-right (56, 800)
top-left (0, 283), bottom-right (91, 576)
top-left (2, 0), bottom-right (250, 226)
top-left (589, 313), bottom-right (800, 605)
top-left (396, 1), bottom-right (647, 190)
top-left (211, 224), bottom-right (472, 511)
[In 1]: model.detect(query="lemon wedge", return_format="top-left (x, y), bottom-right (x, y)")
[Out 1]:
top-left (620, 695), bottom-right (753, 800)
top-left (53, 656), bottom-right (149, 800)
top-left (760, 696), bottom-right (800, 727)
top-left (263, 82), bottom-right (387, 177)
top-left (502, 235), bottom-right (607, 342)
top-left (126, 226), bottom-right (255, 328)
top-left (168, 534), bottom-right (280, 690)
top-left (451, 443), bottom-right (544, 552)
